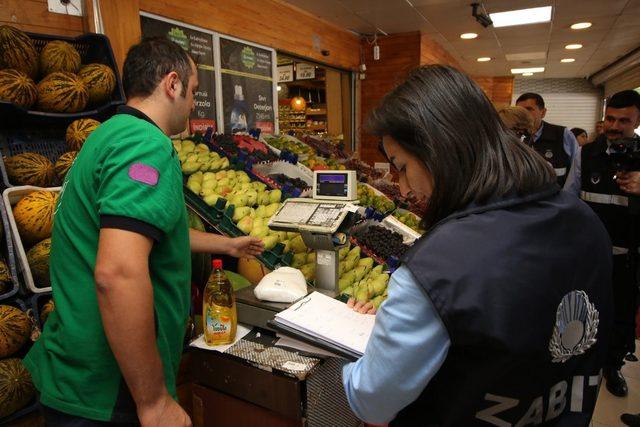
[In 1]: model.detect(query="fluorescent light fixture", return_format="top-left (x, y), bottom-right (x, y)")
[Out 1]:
top-left (460, 33), bottom-right (478, 39)
top-left (477, 57), bottom-right (491, 62)
top-left (489, 6), bottom-right (552, 28)
top-left (565, 44), bottom-right (583, 49)
top-left (522, 72), bottom-right (534, 76)
top-left (561, 58), bottom-right (575, 63)
top-left (511, 67), bottom-right (545, 74)
top-left (571, 22), bottom-right (592, 30)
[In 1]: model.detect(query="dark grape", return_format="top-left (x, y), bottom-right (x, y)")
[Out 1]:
top-left (353, 225), bottom-right (409, 261)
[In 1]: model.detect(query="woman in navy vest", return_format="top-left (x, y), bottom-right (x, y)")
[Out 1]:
top-left (342, 65), bottom-right (613, 427)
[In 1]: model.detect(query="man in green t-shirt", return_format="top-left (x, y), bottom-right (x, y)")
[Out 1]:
top-left (25, 38), bottom-right (264, 427)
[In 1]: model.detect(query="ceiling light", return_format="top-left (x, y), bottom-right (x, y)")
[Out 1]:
top-left (522, 72), bottom-right (534, 76)
top-left (565, 44), bottom-right (583, 50)
top-left (571, 22), bottom-right (592, 30)
top-left (489, 6), bottom-right (552, 28)
top-left (511, 67), bottom-right (545, 74)
top-left (561, 58), bottom-right (575, 63)
top-left (460, 33), bottom-right (478, 39)
top-left (477, 57), bottom-right (491, 62)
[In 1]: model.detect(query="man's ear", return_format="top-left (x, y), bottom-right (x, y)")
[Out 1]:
top-left (540, 107), bottom-right (547, 119)
top-left (163, 71), bottom-right (181, 100)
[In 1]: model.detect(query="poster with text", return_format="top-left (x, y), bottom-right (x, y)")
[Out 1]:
top-left (219, 37), bottom-right (275, 134)
top-left (140, 15), bottom-right (217, 133)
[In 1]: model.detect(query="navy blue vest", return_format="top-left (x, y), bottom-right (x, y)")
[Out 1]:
top-left (532, 121), bottom-right (570, 187)
top-left (393, 187), bottom-right (613, 427)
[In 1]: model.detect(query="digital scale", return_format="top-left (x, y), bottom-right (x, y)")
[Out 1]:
top-left (236, 170), bottom-right (360, 330)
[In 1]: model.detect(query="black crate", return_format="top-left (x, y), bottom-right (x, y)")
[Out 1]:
top-left (0, 193), bottom-right (20, 301)
top-left (29, 291), bottom-right (53, 330)
top-left (0, 31), bottom-right (125, 124)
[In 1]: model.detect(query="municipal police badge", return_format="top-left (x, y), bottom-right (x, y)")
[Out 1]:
top-left (590, 173), bottom-right (601, 185)
top-left (549, 290), bottom-right (599, 363)
top-left (545, 149), bottom-right (553, 159)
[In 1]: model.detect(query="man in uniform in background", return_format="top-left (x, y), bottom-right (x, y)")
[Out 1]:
top-left (516, 92), bottom-right (581, 196)
top-left (580, 89), bottom-right (640, 399)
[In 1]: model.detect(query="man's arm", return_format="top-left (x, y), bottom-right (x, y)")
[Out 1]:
top-left (189, 228), bottom-right (264, 258)
top-left (94, 228), bottom-right (190, 427)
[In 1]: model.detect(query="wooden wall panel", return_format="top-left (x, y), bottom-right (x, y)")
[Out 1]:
top-left (474, 76), bottom-right (514, 108)
top-left (139, 0), bottom-right (360, 71)
top-left (420, 34), bottom-right (460, 68)
top-left (1, 0), bottom-right (84, 36)
top-left (359, 32), bottom-right (422, 164)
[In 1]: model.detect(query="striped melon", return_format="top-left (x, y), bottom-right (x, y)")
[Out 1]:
top-left (0, 26), bottom-right (38, 79)
top-left (27, 238), bottom-right (51, 288)
top-left (39, 40), bottom-right (81, 76)
top-left (66, 118), bottom-right (100, 151)
top-left (79, 63), bottom-right (116, 105)
top-left (13, 191), bottom-right (58, 244)
top-left (36, 71), bottom-right (88, 113)
top-left (0, 305), bottom-right (30, 358)
top-left (55, 151), bottom-right (78, 181)
top-left (4, 152), bottom-right (56, 187)
top-left (0, 259), bottom-right (11, 295)
top-left (0, 358), bottom-right (35, 418)
top-left (40, 299), bottom-right (54, 324)
top-left (0, 69), bottom-right (37, 109)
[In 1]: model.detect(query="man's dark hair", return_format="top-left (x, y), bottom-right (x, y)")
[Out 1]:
top-left (516, 92), bottom-right (545, 109)
top-left (571, 127), bottom-right (586, 138)
top-left (122, 37), bottom-right (193, 99)
top-left (369, 65), bottom-right (555, 230)
top-left (607, 90), bottom-right (640, 111)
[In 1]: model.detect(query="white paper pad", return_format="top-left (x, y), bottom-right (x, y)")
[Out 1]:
top-left (275, 335), bottom-right (344, 359)
top-left (189, 324), bottom-right (252, 353)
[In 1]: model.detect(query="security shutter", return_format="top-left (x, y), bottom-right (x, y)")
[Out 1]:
top-left (604, 65), bottom-right (640, 98)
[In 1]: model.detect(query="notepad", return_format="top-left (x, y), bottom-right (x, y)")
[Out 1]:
top-left (272, 291), bottom-right (376, 358)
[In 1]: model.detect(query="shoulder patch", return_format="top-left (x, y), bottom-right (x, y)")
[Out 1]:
top-left (128, 163), bottom-right (159, 186)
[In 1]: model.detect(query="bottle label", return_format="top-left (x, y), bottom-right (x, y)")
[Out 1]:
top-left (206, 307), bottom-right (231, 337)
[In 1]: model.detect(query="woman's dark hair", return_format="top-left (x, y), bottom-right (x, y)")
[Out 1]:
top-left (369, 65), bottom-right (555, 229)
top-left (122, 37), bottom-right (193, 99)
top-left (571, 127), bottom-right (587, 138)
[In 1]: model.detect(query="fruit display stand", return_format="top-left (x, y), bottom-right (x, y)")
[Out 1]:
top-left (0, 195), bottom-right (21, 301)
top-left (0, 31), bottom-right (125, 122)
top-left (260, 134), bottom-right (315, 162)
top-left (251, 161), bottom-right (313, 198)
top-left (3, 186), bottom-right (60, 294)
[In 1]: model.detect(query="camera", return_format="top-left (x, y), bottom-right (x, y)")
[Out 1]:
top-left (609, 136), bottom-right (640, 173)
top-left (471, 3), bottom-right (493, 28)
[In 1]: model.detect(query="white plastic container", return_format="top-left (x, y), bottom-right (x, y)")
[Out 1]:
top-left (3, 185), bottom-right (61, 294)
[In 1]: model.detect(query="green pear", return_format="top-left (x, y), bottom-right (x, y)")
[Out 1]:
top-left (218, 186), bottom-right (233, 197)
top-left (188, 171), bottom-right (203, 184)
top-left (299, 263), bottom-right (316, 281)
top-left (371, 295), bottom-right (385, 310)
top-left (241, 182), bottom-right (252, 191)
top-left (269, 189), bottom-right (282, 204)
top-left (232, 206), bottom-right (252, 223)
top-left (178, 153), bottom-right (187, 163)
top-left (253, 181), bottom-right (267, 192)
top-left (182, 161), bottom-right (200, 174)
top-left (257, 191), bottom-right (270, 206)
top-left (274, 231), bottom-right (287, 242)
top-left (250, 225), bottom-right (269, 238)
top-left (355, 286), bottom-right (369, 304)
top-left (262, 235), bottom-right (278, 250)
top-left (252, 217), bottom-right (264, 229)
top-left (246, 190), bottom-right (258, 206)
top-left (370, 277), bottom-right (388, 297)
top-left (186, 153), bottom-right (199, 162)
top-left (209, 151), bottom-right (220, 160)
top-left (339, 277), bottom-right (352, 292)
top-left (354, 266), bottom-right (367, 282)
top-left (210, 159), bottom-right (222, 170)
top-left (217, 177), bottom-right (229, 187)
top-left (220, 158), bottom-right (230, 169)
top-left (215, 171), bottom-right (227, 180)
top-left (203, 193), bottom-right (221, 206)
top-left (172, 140), bottom-right (182, 152)
top-left (348, 246), bottom-right (361, 259)
top-left (292, 253), bottom-right (308, 268)
top-left (230, 194), bottom-right (248, 208)
top-left (200, 187), bottom-right (215, 197)
top-left (344, 256), bottom-right (357, 271)
top-left (202, 171), bottom-right (216, 181)
top-left (187, 181), bottom-right (201, 194)
top-left (238, 174), bottom-right (251, 184)
top-left (227, 170), bottom-right (237, 179)
top-left (237, 216), bottom-right (253, 234)
top-left (339, 246), bottom-right (350, 260)
top-left (371, 264), bottom-right (384, 276)
top-left (255, 205), bottom-right (267, 218)
top-left (182, 140), bottom-right (195, 152)
top-left (281, 239), bottom-right (291, 253)
top-left (265, 203), bottom-right (281, 217)
top-left (306, 252), bottom-right (316, 264)
top-left (338, 262), bottom-right (346, 277)
top-left (287, 232), bottom-right (299, 240)
top-left (196, 143), bottom-right (209, 153)
top-left (290, 235), bottom-right (307, 253)
top-left (358, 257), bottom-right (374, 275)
top-left (201, 180), bottom-right (217, 191)
top-left (341, 270), bottom-right (357, 286)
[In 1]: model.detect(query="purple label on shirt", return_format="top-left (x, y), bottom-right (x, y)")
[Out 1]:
top-left (128, 163), bottom-right (159, 186)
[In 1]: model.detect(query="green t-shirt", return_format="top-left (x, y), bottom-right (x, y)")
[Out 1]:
top-left (24, 111), bottom-right (191, 422)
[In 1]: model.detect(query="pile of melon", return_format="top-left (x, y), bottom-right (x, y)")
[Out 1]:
top-left (0, 25), bottom-right (116, 113)
top-left (0, 304), bottom-right (35, 419)
top-left (3, 117), bottom-right (98, 187)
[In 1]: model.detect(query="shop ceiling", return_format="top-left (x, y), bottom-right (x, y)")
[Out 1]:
top-left (284, 0), bottom-right (640, 78)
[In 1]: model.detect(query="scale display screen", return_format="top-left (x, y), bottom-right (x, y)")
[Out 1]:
top-left (316, 173), bottom-right (348, 197)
